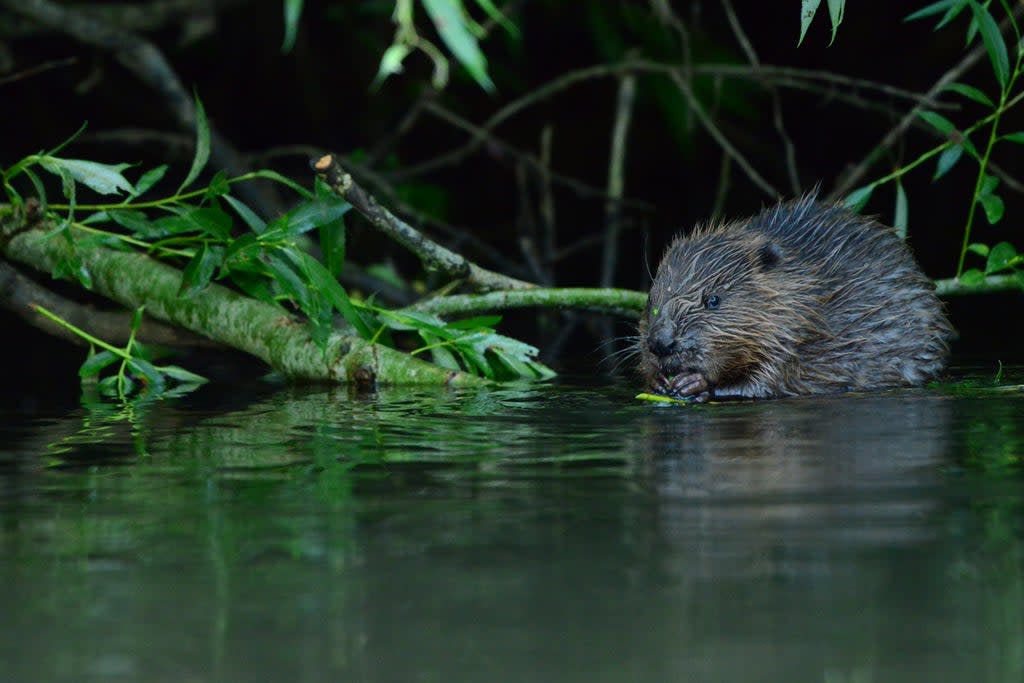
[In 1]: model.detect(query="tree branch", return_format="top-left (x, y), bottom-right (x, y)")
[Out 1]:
top-left (0, 259), bottom-right (219, 349)
top-left (1, 218), bottom-right (484, 387)
top-left (313, 153), bottom-right (536, 292)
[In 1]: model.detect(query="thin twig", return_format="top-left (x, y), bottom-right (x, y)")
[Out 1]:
top-left (408, 287), bottom-right (646, 318)
top-left (538, 124), bottom-right (556, 283)
top-left (364, 91), bottom-right (431, 167)
top-left (668, 69), bottom-right (778, 197)
top-left (313, 153), bottom-right (535, 292)
top-left (0, 56), bottom-right (77, 86)
top-left (391, 58), bottom-right (938, 197)
top-left (601, 71), bottom-right (636, 289)
top-left (722, 0), bottom-right (801, 195)
top-left (830, 4), bottom-right (1024, 200)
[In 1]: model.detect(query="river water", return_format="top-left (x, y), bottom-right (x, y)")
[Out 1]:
top-left (1, 368), bottom-right (1022, 683)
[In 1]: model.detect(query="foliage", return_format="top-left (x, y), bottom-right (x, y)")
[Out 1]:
top-left (1, 94), bottom-right (553, 399)
top-left (843, 0), bottom-right (1024, 289)
top-left (372, 0), bottom-right (515, 92)
top-left (799, 0), bottom-right (846, 46)
top-left (33, 304), bottom-right (207, 400)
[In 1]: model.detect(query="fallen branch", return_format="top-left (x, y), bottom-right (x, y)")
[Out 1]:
top-left (1, 218), bottom-right (485, 387)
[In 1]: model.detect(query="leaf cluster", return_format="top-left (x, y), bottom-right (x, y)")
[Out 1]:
top-left (2, 94), bottom-right (553, 400)
top-left (839, 1), bottom-right (1024, 290)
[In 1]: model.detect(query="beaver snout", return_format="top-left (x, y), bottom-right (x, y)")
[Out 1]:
top-left (645, 321), bottom-right (677, 357)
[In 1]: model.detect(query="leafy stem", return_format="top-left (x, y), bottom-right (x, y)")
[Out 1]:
top-left (956, 51), bottom-right (1024, 276)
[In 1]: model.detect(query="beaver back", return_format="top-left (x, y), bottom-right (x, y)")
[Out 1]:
top-left (638, 194), bottom-right (953, 400)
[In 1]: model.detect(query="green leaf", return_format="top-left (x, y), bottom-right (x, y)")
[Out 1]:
top-left (417, 331), bottom-right (461, 370)
top-left (934, 144), bottom-right (963, 180)
top-left (844, 185), bottom-right (874, 211)
top-left (320, 214), bottom-right (346, 277)
top-left (99, 375), bottom-right (131, 397)
top-left (156, 364), bottom-right (209, 384)
top-left (635, 392), bottom-right (699, 405)
top-left (979, 173), bottom-right (999, 195)
top-left (266, 249), bottom-right (314, 309)
top-left (455, 334), bottom-right (493, 378)
top-left (798, 0), bottom-right (822, 45)
top-left (178, 92), bottom-right (211, 193)
top-left (958, 268), bottom-right (986, 286)
top-left (917, 110), bottom-right (956, 136)
top-left (79, 350), bottom-right (119, 378)
top-left (893, 181), bottom-right (908, 237)
top-left (130, 306), bottom-right (146, 335)
top-left (152, 206), bottom-right (233, 239)
top-left (282, 0), bottom-right (304, 52)
top-left (204, 171), bottom-right (230, 199)
top-left (132, 164), bottom-right (169, 197)
top-left (282, 198), bottom-right (350, 236)
top-left (968, 0), bottom-right (1009, 88)
top-left (127, 358), bottom-right (166, 391)
top-left (1000, 131), bottom-right (1024, 144)
top-left (472, 0), bottom-right (519, 36)
top-left (979, 192), bottom-right (1005, 224)
top-left (943, 82), bottom-right (994, 107)
top-left (226, 271), bottom-right (275, 305)
top-left (374, 44), bottom-right (412, 88)
top-left (986, 241), bottom-right (1017, 273)
top-left (905, 0), bottom-right (967, 27)
top-left (905, 0), bottom-right (959, 21)
top-left (224, 195), bottom-right (267, 234)
top-left (967, 242), bottom-right (990, 257)
top-left (1016, 270), bottom-right (1024, 291)
top-left (22, 167), bottom-right (46, 209)
top-left (422, 0), bottom-right (495, 92)
top-left (180, 243), bottom-right (224, 296)
top-left (107, 209), bottom-right (154, 234)
top-left (933, 0), bottom-right (968, 28)
top-left (963, 133), bottom-right (982, 159)
top-left (826, 0), bottom-right (845, 45)
top-left (489, 346), bottom-right (533, 380)
top-left (295, 250), bottom-right (374, 338)
top-left (38, 156), bottom-right (135, 195)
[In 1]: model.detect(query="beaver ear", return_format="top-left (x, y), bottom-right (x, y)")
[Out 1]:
top-left (757, 242), bottom-right (783, 270)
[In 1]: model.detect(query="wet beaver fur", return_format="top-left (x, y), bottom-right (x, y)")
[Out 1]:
top-left (638, 194), bottom-right (953, 401)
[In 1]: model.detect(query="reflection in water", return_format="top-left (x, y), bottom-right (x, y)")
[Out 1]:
top-left (0, 377), bottom-right (1022, 683)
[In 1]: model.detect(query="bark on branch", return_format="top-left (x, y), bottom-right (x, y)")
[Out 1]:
top-left (1, 219), bottom-right (484, 388)
top-left (313, 153), bottom-right (536, 292)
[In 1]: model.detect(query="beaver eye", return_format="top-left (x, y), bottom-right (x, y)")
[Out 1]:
top-left (704, 294), bottom-right (721, 310)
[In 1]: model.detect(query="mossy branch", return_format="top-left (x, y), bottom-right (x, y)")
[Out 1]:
top-left (409, 288), bottom-right (646, 318)
top-left (935, 275), bottom-right (1022, 296)
top-left (1, 219), bottom-right (485, 387)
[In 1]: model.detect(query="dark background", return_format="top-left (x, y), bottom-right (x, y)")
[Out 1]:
top-left (2, 0), bottom-right (1022, 392)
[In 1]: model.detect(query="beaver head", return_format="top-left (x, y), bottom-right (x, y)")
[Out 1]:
top-left (637, 226), bottom-right (825, 401)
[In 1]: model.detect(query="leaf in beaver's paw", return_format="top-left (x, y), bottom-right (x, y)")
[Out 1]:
top-left (635, 392), bottom-right (701, 405)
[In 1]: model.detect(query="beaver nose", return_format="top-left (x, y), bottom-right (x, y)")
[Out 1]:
top-left (646, 323), bottom-right (677, 357)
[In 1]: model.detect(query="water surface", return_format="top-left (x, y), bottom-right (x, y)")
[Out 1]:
top-left (1, 369), bottom-right (1022, 683)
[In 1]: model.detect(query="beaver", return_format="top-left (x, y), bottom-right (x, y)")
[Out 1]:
top-left (638, 193), bottom-right (953, 401)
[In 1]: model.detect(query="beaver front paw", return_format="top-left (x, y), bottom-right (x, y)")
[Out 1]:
top-left (654, 372), bottom-right (711, 403)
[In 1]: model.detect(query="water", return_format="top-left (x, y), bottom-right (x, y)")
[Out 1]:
top-left (1, 370), bottom-right (1022, 683)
